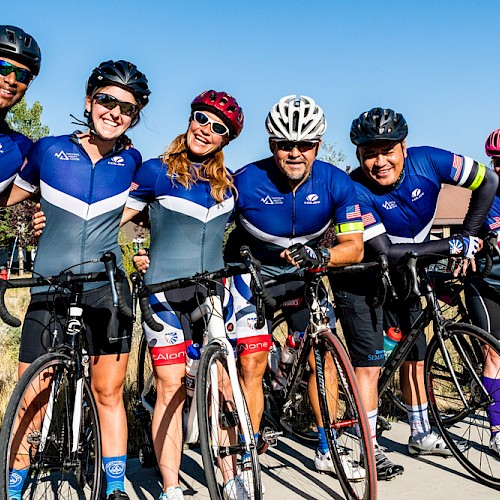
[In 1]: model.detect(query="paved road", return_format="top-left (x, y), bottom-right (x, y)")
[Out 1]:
top-left (123, 421), bottom-right (495, 499)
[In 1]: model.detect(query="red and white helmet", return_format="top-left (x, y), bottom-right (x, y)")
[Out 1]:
top-left (485, 129), bottom-right (500, 158)
top-left (191, 90), bottom-right (244, 139)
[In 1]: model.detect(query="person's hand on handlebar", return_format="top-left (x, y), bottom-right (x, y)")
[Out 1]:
top-left (281, 243), bottom-right (330, 270)
top-left (448, 235), bottom-right (483, 277)
top-left (133, 248), bottom-right (150, 273)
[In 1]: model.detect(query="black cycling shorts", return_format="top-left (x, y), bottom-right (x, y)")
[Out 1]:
top-left (464, 277), bottom-right (500, 341)
top-left (19, 282), bottom-right (133, 363)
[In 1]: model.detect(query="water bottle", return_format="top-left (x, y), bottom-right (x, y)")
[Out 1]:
top-left (185, 343), bottom-right (201, 397)
top-left (280, 334), bottom-right (298, 372)
top-left (268, 343), bottom-right (286, 390)
top-left (384, 327), bottom-right (402, 360)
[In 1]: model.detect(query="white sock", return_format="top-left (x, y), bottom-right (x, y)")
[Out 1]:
top-left (367, 408), bottom-right (378, 447)
top-left (405, 402), bottom-right (431, 441)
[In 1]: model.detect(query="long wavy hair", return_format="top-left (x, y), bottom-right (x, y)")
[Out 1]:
top-left (160, 133), bottom-right (236, 203)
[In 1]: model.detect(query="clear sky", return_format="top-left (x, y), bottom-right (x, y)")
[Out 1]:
top-left (7, 0), bottom-right (500, 170)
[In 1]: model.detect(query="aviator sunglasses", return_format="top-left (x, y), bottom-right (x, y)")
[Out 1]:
top-left (0, 59), bottom-right (33, 84)
top-left (275, 141), bottom-right (318, 152)
top-left (193, 111), bottom-right (229, 136)
top-left (93, 93), bottom-right (139, 117)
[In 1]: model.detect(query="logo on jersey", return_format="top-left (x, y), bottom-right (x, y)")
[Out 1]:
top-left (362, 212), bottom-right (376, 226)
top-left (280, 297), bottom-right (302, 308)
top-left (130, 182), bottom-right (139, 192)
top-left (247, 315), bottom-right (258, 330)
top-left (164, 331), bottom-right (179, 345)
top-left (261, 195), bottom-right (284, 205)
top-left (108, 156), bottom-right (124, 166)
top-left (55, 150), bottom-right (80, 161)
top-left (304, 193), bottom-right (320, 205)
top-left (490, 216), bottom-right (500, 230)
top-left (105, 460), bottom-right (125, 478)
top-left (382, 200), bottom-right (397, 210)
top-left (452, 154), bottom-right (464, 182)
top-left (411, 188), bottom-right (424, 202)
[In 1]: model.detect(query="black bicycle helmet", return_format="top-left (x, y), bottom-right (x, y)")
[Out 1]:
top-left (0, 25), bottom-right (41, 75)
top-left (350, 107), bottom-right (408, 146)
top-left (86, 60), bottom-right (150, 108)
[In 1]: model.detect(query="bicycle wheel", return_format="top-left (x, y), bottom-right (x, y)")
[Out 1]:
top-left (197, 342), bottom-right (262, 499)
top-left (315, 330), bottom-right (377, 500)
top-left (135, 334), bottom-right (157, 468)
top-left (426, 323), bottom-right (500, 490)
top-left (270, 312), bottom-right (318, 444)
top-left (0, 352), bottom-right (102, 499)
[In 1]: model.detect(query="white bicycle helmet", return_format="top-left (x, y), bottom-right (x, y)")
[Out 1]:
top-left (266, 95), bottom-right (327, 141)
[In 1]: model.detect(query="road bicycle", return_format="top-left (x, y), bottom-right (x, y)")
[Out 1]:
top-left (0, 252), bottom-right (131, 500)
top-left (256, 259), bottom-right (385, 500)
top-left (377, 251), bottom-right (500, 490)
top-left (133, 249), bottom-right (263, 500)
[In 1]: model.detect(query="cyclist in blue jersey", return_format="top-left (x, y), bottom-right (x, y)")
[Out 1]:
top-left (224, 95), bottom-right (365, 481)
top-left (3, 60), bottom-right (150, 500)
top-left (334, 107), bottom-right (498, 480)
top-left (126, 90), bottom-right (244, 500)
top-left (463, 128), bottom-right (500, 457)
top-left (0, 25), bottom-right (41, 199)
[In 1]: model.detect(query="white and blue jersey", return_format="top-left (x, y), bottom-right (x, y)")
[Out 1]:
top-left (225, 157), bottom-right (363, 270)
top-left (126, 158), bottom-right (234, 284)
top-left (352, 146), bottom-right (487, 246)
top-left (14, 133), bottom-right (141, 288)
top-left (0, 130), bottom-right (32, 195)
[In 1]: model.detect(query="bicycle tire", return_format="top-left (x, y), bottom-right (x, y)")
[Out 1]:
top-left (426, 322), bottom-right (500, 490)
top-left (0, 352), bottom-right (102, 499)
top-left (135, 334), bottom-right (157, 468)
top-left (197, 342), bottom-right (262, 499)
top-left (315, 330), bottom-right (377, 500)
top-left (269, 311), bottom-right (318, 444)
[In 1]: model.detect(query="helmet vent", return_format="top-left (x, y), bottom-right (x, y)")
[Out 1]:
top-left (6, 29), bottom-right (15, 43)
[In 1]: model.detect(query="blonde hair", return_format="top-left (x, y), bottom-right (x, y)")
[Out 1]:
top-left (160, 133), bottom-right (236, 203)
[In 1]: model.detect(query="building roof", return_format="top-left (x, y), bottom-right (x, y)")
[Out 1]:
top-left (434, 184), bottom-right (471, 226)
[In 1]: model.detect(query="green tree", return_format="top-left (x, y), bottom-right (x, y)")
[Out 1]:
top-left (319, 142), bottom-right (351, 173)
top-left (2, 99), bottom-right (50, 275)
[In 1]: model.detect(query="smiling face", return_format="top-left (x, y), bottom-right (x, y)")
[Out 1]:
top-left (358, 140), bottom-right (407, 187)
top-left (85, 85), bottom-right (138, 142)
top-left (0, 57), bottom-right (30, 110)
top-left (186, 110), bottom-right (229, 158)
top-left (270, 139), bottom-right (320, 188)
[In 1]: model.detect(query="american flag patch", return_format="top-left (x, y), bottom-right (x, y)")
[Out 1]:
top-left (452, 154), bottom-right (463, 182)
top-left (129, 182), bottom-right (139, 192)
top-left (362, 212), bottom-right (376, 226)
top-left (346, 204), bottom-right (361, 220)
top-left (490, 217), bottom-right (500, 230)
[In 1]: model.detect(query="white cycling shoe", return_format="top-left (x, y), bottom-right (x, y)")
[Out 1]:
top-left (314, 449), bottom-right (366, 481)
top-left (408, 431), bottom-right (468, 457)
top-left (223, 477), bottom-right (250, 500)
top-left (490, 433), bottom-right (500, 458)
top-left (159, 486), bottom-right (184, 500)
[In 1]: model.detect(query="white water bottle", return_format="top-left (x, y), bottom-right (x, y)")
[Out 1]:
top-left (268, 343), bottom-right (286, 390)
top-left (185, 343), bottom-right (201, 398)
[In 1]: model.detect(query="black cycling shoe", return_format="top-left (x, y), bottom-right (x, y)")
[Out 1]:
top-left (374, 446), bottom-right (404, 481)
top-left (107, 490), bottom-right (130, 500)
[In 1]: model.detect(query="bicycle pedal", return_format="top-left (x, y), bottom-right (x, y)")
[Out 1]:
top-left (260, 428), bottom-right (283, 450)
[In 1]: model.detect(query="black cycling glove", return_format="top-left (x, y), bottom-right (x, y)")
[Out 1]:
top-left (288, 243), bottom-right (330, 269)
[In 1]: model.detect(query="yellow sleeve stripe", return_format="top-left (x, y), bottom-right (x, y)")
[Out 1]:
top-left (335, 222), bottom-right (364, 234)
top-left (469, 162), bottom-right (486, 191)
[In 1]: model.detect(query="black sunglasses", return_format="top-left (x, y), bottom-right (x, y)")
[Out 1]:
top-left (93, 93), bottom-right (139, 117)
top-left (193, 111), bottom-right (229, 136)
top-left (0, 59), bottom-right (33, 84)
top-left (274, 141), bottom-right (318, 152)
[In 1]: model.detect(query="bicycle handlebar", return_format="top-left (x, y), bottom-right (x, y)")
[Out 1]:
top-left (0, 253), bottom-right (133, 327)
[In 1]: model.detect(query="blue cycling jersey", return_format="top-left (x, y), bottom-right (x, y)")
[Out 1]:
top-left (481, 188), bottom-right (500, 286)
top-left (351, 146), bottom-right (485, 244)
top-left (126, 158), bottom-right (234, 284)
top-left (225, 157), bottom-right (363, 270)
top-left (15, 133), bottom-right (141, 289)
top-left (0, 131), bottom-right (32, 194)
